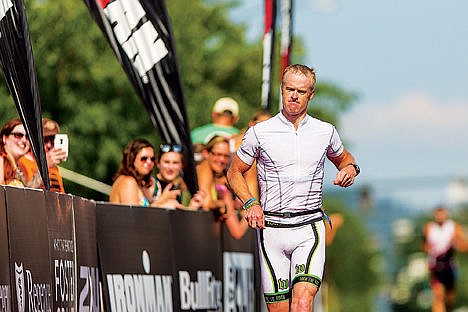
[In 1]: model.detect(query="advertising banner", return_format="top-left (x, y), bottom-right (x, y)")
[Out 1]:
top-left (82, 0), bottom-right (198, 195)
top-left (5, 187), bottom-right (51, 312)
top-left (221, 225), bottom-right (257, 312)
top-left (0, 1), bottom-right (49, 188)
top-left (73, 196), bottom-right (99, 312)
top-left (170, 210), bottom-right (223, 311)
top-left (44, 191), bottom-right (74, 312)
top-left (96, 203), bottom-right (175, 312)
top-left (0, 187), bottom-right (11, 312)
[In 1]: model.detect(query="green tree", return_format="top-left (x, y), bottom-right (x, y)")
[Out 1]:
top-left (323, 197), bottom-right (381, 312)
top-left (0, 0), bottom-right (356, 199)
top-left (166, 0), bottom-right (264, 127)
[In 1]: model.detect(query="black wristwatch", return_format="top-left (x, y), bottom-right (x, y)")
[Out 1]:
top-left (347, 163), bottom-right (360, 176)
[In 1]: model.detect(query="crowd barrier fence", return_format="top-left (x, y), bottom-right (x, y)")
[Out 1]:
top-left (0, 186), bottom-right (264, 312)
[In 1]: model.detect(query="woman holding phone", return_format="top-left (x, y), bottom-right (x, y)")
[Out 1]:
top-left (110, 139), bottom-right (204, 209)
top-left (153, 143), bottom-right (205, 210)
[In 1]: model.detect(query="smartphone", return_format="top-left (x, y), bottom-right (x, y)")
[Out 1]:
top-left (170, 184), bottom-right (181, 191)
top-left (54, 134), bottom-right (69, 161)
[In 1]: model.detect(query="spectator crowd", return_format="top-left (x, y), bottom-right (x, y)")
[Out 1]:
top-left (1, 97), bottom-right (268, 240)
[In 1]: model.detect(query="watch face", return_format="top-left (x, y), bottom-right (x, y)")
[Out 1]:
top-left (349, 163), bottom-right (360, 175)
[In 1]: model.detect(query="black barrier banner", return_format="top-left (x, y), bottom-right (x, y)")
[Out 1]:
top-left (170, 210), bottom-right (223, 311)
top-left (96, 203), bottom-right (176, 312)
top-left (0, 188), bottom-right (11, 312)
top-left (5, 187), bottom-right (51, 312)
top-left (73, 196), bottom-right (100, 312)
top-left (0, 1), bottom-right (49, 189)
top-left (82, 0), bottom-right (198, 195)
top-left (44, 192), bottom-right (74, 312)
top-left (221, 226), bottom-right (257, 312)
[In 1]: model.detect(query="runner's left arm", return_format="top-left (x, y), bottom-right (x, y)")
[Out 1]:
top-left (328, 147), bottom-right (358, 188)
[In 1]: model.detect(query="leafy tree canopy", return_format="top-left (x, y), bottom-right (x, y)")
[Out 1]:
top-left (0, 0), bottom-right (356, 199)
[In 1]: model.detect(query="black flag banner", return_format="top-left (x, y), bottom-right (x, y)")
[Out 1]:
top-left (0, 0), bottom-right (50, 188)
top-left (83, 0), bottom-right (198, 194)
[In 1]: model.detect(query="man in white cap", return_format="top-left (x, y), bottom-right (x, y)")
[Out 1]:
top-left (191, 97), bottom-right (241, 145)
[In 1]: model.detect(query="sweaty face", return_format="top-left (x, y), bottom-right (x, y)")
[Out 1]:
top-left (207, 142), bottom-right (230, 175)
top-left (281, 71), bottom-right (314, 120)
top-left (134, 147), bottom-right (155, 176)
top-left (3, 124), bottom-right (29, 161)
top-left (157, 152), bottom-right (183, 182)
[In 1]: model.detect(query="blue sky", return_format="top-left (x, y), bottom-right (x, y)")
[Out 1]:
top-left (232, 0), bottom-right (468, 210)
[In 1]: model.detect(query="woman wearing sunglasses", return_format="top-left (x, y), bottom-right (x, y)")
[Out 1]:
top-left (153, 143), bottom-right (205, 210)
top-left (110, 139), bottom-right (165, 207)
top-left (196, 136), bottom-right (248, 239)
top-left (0, 118), bottom-right (30, 186)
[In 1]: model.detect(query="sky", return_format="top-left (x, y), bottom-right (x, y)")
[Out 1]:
top-left (232, 0), bottom-right (468, 210)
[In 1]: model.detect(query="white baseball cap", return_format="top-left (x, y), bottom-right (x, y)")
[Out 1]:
top-left (212, 97), bottom-right (239, 117)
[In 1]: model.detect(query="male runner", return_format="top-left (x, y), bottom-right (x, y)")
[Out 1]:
top-left (227, 64), bottom-right (359, 311)
top-left (423, 206), bottom-right (468, 312)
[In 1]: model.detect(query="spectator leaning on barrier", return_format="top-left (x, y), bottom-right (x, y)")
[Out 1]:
top-left (18, 118), bottom-right (67, 193)
top-left (110, 139), bottom-right (160, 207)
top-left (197, 135), bottom-right (248, 239)
top-left (152, 143), bottom-right (205, 210)
top-left (0, 118), bottom-right (30, 186)
top-left (196, 136), bottom-right (231, 212)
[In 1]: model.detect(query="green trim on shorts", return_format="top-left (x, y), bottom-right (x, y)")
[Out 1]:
top-left (305, 222), bottom-right (320, 274)
top-left (264, 290), bottom-right (291, 303)
top-left (292, 274), bottom-right (321, 288)
top-left (260, 229), bottom-right (278, 292)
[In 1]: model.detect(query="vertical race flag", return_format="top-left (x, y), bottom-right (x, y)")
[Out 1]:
top-left (0, 0), bottom-right (50, 189)
top-left (280, 0), bottom-right (293, 75)
top-left (279, 0), bottom-right (293, 110)
top-left (82, 0), bottom-right (198, 194)
top-left (261, 0), bottom-right (276, 112)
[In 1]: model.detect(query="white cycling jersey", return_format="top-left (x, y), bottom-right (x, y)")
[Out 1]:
top-left (237, 112), bottom-right (344, 225)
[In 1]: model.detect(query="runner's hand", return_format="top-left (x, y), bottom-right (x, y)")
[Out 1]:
top-left (244, 204), bottom-right (265, 229)
top-left (334, 166), bottom-right (356, 188)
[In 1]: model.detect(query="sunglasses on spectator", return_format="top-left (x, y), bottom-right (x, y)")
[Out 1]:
top-left (9, 132), bottom-right (27, 140)
top-left (140, 156), bottom-right (156, 162)
top-left (43, 135), bottom-right (55, 145)
top-left (159, 143), bottom-right (182, 153)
